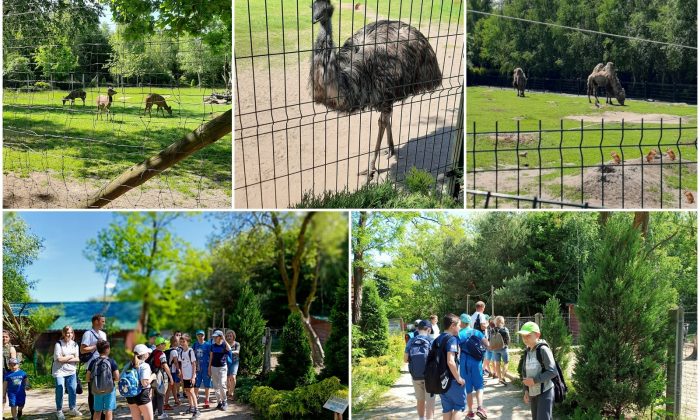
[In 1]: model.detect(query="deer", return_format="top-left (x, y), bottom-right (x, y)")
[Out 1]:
top-left (96, 87), bottom-right (117, 121)
top-left (144, 94), bottom-right (173, 117)
top-left (62, 89), bottom-right (86, 106)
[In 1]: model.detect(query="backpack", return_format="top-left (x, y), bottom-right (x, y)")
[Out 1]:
top-left (464, 331), bottom-right (485, 361)
top-left (118, 363), bottom-right (140, 397)
top-left (407, 336), bottom-right (432, 380)
top-left (79, 331), bottom-right (100, 363)
top-left (489, 328), bottom-right (505, 351)
top-left (90, 358), bottom-right (114, 395)
top-left (423, 334), bottom-right (453, 395)
top-left (520, 343), bottom-right (568, 404)
top-left (154, 368), bottom-right (169, 395)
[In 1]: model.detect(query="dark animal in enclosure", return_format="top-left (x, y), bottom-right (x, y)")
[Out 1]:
top-left (309, 0), bottom-right (442, 179)
top-left (144, 93), bottom-right (173, 117)
top-left (63, 89), bottom-right (86, 106)
top-left (96, 87), bottom-right (117, 121)
top-left (513, 68), bottom-right (527, 97)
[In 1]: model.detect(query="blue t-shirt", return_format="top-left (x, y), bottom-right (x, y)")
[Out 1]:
top-left (210, 342), bottom-right (228, 368)
top-left (193, 340), bottom-right (211, 369)
top-left (4, 370), bottom-right (27, 397)
top-left (458, 328), bottom-right (485, 363)
top-left (442, 333), bottom-right (460, 380)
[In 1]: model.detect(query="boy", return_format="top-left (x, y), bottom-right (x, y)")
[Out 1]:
top-left (459, 315), bottom-right (490, 420)
top-left (193, 330), bottom-right (212, 409)
top-left (3, 358), bottom-right (27, 420)
top-left (150, 337), bottom-right (175, 419)
top-left (164, 336), bottom-right (181, 409)
top-left (179, 334), bottom-right (199, 416)
top-left (86, 340), bottom-right (120, 420)
top-left (437, 314), bottom-right (465, 420)
top-left (208, 330), bottom-right (232, 411)
top-left (404, 320), bottom-right (435, 420)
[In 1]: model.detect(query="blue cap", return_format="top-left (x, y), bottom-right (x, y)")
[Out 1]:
top-left (417, 320), bottom-right (432, 330)
top-left (460, 313), bottom-right (471, 324)
top-left (195, 330), bottom-right (205, 336)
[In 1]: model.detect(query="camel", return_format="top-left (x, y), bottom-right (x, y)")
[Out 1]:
top-left (513, 68), bottom-right (527, 97)
top-left (587, 62), bottom-right (625, 107)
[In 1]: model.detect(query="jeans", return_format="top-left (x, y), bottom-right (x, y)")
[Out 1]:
top-left (55, 374), bottom-right (77, 411)
top-left (211, 366), bottom-right (228, 404)
top-left (530, 386), bottom-right (554, 420)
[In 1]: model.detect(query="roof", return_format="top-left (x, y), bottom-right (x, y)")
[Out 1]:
top-left (7, 301), bottom-right (142, 332)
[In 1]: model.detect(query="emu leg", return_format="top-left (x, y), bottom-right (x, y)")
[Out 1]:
top-left (368, 112), bottom-right (388, 179)
top-left (383, 110), bottom-right (395, 158)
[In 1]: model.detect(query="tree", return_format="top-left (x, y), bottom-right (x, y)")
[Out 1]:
top-left (3, 213), bottom-right (44, 303)
top-left (540, 296), bottom-right (572, 372)
top-left (229, 283), bottom-right (267, 376)
top-left (573, 217), bottom-right (675, 417)
top-left (358, 282), bottom-right (389, 358)
top-left (272, 312), bottom-right (316, 390)
top-left (320, 275), bottom-right (349, 384)
top-left (3, 302), bottom-right (60, 364)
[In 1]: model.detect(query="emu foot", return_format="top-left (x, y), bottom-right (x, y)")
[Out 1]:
top-left (383, 146), bottom-right (396, 158)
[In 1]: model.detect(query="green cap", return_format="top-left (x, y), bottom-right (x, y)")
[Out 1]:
top-left (516, 321), bottom-right (540, 335)
top-left (155, 337), bottom-right (167, 346)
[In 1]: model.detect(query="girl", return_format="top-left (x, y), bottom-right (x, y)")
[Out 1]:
top-left (178, 335), bottom-right (198, 415)
top-left (126, 345), bottom-right (154, 420)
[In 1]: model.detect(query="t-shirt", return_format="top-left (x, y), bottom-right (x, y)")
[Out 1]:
top-left (442, 334), bottom-right (460, 381)
top-left (525, 342), bottom-right (556, 396)
top-left (137, 362), bottom-right (152, 389)
top-left (430, 323), bottom-right (440, 339)
top-left (87, 356), bottom-right (119, 382)
top-left (471, 312), bottom-right (489, 335)
top-left (178, 348), bottom-right (196, 380)
top-left (150, 349), bottom-right (167, 370)
top-left (3, 370), bottom-right (27, 397)
top-left (167, 349), bottom-right (179, 374)
top-left (210, 342), bottom-right (228, 368)
top-left (458, 328), bottom-right (485, 364)
top-left (229, 342), bottom-right (240, 363)
top-left (52, 339), bottom-right (79, 377)
top-left (193, 340), bottom-right (211, 369)
top-left (80, 329), bottom-right (107, 363)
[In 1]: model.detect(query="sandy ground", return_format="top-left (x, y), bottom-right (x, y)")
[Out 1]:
top-left (234, 25), bottom-right (464, 208)
top-left (565, 111), bottom-right (693, 124)
top-left (3, 172), bottom-right (231, 209)
top-left (682, 343), bottom-right (697, 419)
top-left (2, 388), bottom-right (253, 420)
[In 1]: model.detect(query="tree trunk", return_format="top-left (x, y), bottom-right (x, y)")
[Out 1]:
top-left (351, 212), bottom-right (367, 324)
top-left (299, 312), bottom-right (325, 366)
top-left (633, 212), bottom-right (649, 237)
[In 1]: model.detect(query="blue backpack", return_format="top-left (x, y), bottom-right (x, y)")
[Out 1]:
top-left (463, 331), bottom-right (485, 361)
top-left (118, 363), bottom-right (140, 397)
top-left (407, 336), bottom-right (432, 380)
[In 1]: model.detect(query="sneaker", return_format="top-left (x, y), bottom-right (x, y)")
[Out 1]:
top-left (499, 379), bottom-right (507, 386)
top-left (221, 403), bottom-right (228, 411)
top-left (68, 409), bottom-right (81, 417)
top-left (466, 412), bottom-right (476, 419)
top-left (215, 403), bottom-right (222, 410)
top-left (203, 402), bottom-right (210, 409)
top-left (476, 406), bottom-right (488, 420)
top-left (158, 414), bottom-right (170, 419)
top-left (56, 412), bottom-right (65, 420)
top-left (164, 404), bottom-right (174, 411)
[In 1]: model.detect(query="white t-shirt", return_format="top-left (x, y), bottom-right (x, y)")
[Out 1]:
top-left (430, 323), bottom-right (440, 339)
top-left (52, 340), bottom-right (79, 377)
top-left (168, 349), bottom-right (180, 374)
top-left (138, 362), bottom-right (152, 389)
top-left (80, 329), bottom-right (107, 363)
top-left (178, 347), bottom-right (196, 380)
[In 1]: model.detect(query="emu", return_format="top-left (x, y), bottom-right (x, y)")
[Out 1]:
top-left (144, 94), bottom-right (172, 117)
top-left (309, 0), bottom-right (442, 179)
top-left (513, 68), bottom-right (527, 97)
top-left (96, 87), bottom-right (117, 121)
top-left (63, 89), bottom-right (86, 106)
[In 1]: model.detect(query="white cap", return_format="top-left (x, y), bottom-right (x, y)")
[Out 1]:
top-left (134, 344), bottom-right (152, 356)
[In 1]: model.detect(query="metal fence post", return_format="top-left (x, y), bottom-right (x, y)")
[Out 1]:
top-left (448, 89), bottom-right (465, 200)
top-left (666, 307), bottom-right (683, 419)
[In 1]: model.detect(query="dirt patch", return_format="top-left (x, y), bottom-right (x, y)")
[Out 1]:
top-left (486, 133), bottom-right (537, 144)
top-left (3, 172), bottom-right (230, 209)
top-left (565, 111), bottom-right (694, 124)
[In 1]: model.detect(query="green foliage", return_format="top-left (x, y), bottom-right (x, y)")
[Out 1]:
top-left (4, 54), bottom-right (32, 81)
top-left (271, 312), bottom-right (315, 390)
top-left (3, 213), bottom-right (44, 303)
top-left (351, 324), bottom-right (365, 364)
top-left (33, 81), bottom-right (51, 90)
top-left (540, 297), bottom-right (572, 372)
top-left (320, 276), bottom-right (349, 384)
top-left (405, 167), bottom-right (436, 195)
top-left (34, 41), bottom-right (78, 78)
top-left (358, 282), bottom-right (389, 357)
top-left (230, 283), bottom-right (267, 375)
top-left (250, 377), bottom-right (347, 419)
top-left (573, 217), bottom-right (676, 418)
top-left (234, 375), bottom-right (264, 404)
top-left (107, 28), bottom-right (178, 85)
top-left (351, 335), bottom-right (404, 413)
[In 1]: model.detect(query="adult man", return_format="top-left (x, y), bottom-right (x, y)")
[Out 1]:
top-left (80, 314), bottom-right (107, 420)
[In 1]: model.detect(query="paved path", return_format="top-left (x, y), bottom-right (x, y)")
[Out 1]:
top-left (3, 388), bottom-right (253, 420)
top-left (354, 363), bottom-right (532, 419)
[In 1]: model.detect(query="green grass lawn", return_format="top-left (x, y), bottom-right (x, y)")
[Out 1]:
top-left (3, 87), bottom-right (232, 197)
top-left (467, 86), bottom-right (697, 196)
top-left (235, 0), bottom-right (462, 61)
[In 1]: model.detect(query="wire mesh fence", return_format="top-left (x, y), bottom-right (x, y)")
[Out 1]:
top-left (3, 31), bottom-right (232, 208)
top-left (234, 0), bottom-right (464, 208)
top-left (467, 119), bottom-right (698, 209)
top-left (680, 309), bottom-right (697, 419)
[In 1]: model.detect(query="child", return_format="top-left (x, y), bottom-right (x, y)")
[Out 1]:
top-left (404, 320), bottom-right (435, 420)
top-left (459, 315), bottom-right (490, 420)
top-left (164, 336), bottom-right (181, 409)
top-left (3, 358), bottom-right (27, 420)
top-left (208, 330), bottom-right (231, 411)
top-left (225, 330), bottom-right (240, 401)
top-left (126, 345), bottom-right (155, 420)
top-left (179, 334), bottom-right (198, 415)
top-left (86, 340), bottom-right (120, 420)
top-left (517, 322), bottom-right (556, 420)
top-left (150, 337), bottom-right (174, 419)
top-left (193, 330), bottom-right (212, 409)
top-left (490, 316), bottom-right (511, 385)
top-left (437, 314), bottom-right (465, 420)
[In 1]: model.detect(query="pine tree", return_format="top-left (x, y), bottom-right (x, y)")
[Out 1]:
top-left (540, 296), bottom-right (572, 372)
top-left (273, 311), bottom-right (316, 390)
top-left (358, 281), bottom-right (389, 357)
top-left (320, 275), bottom-right (348, 384)
top-left (230, 283), bottom-right (266, 375)
top-left (574, 218), bottom-right (675, 417)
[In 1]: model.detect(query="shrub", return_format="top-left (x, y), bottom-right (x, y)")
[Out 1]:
top-left (271, 311), bottom-right (315, 390)
top-left (351, 335), bottom-right (404, 412)
top-left (230, 283), bottom-right (267, 375)
top-left (235, 376), bottom-right (264, 404)
top-left (405, 167), bottom-right (435, 195)
top-left (250, 377), bottom-right (347, 419)
top-left (320, 275), bottom-right (349, 384)
top-left (540, 296), bottom-right (572, 372)
top-left (178, 75), bottom-right (188, 86)
top-left (351, 324), bottom-right (365, 364)
top-left (34, 81), bottom-right (51, 90)
top-left (358, 281), bottom-right (389, 357)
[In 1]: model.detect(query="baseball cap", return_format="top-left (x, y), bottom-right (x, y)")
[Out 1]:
top-left (418, 320), bottom-right (432, 330)
top-left (516, 321), bottom-right (541, 335)
top-left (195, 329), bottom-right (205, 336)
top-left (212, 330), bottom-right (224, 338)
top-left (459, 313), bottom-right (471, 324)
top-left (7, 358), bottom-right (19, 365)
top-left (148, 331), bottom-right (160, 338)
top-left (155, 337), bottom-right (167, 346)
top-left (134, 344), bottom-right (152, 356)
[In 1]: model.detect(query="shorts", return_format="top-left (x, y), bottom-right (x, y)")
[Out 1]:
top-left (227, 360), bottom-right (239, 376)
top-left (462, 359), bottom-right (484, 393)
top-left (411, 379), bottom-right (435, 402)
top-left (7, 392), bottom-right (26, 407)
top-left (126, 388), bottom-right (151, 406)
top-left (195, 371), bottom-right (212, 388)
top-left (93, 389), bottom-right (117, 411)
top-left (183, 380), bottom-right (194, 389)
top-left (171, 371), bottom-right (181, 383)
top-left (492, 348), bottom-right (509, 363)
top-left (484, 350), bottom-right (493, 360)
top-left (440, 379), bottom-right (466, 413)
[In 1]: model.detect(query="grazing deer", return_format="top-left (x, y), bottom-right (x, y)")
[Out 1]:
top-left (96, 87), bottom-right (117, 121)
top-left (144, 94), bottom-right (173, 117)
top-left (610, 151), bottom-right (621, 164)
top-left (62, 89), bottom-right (86, 106)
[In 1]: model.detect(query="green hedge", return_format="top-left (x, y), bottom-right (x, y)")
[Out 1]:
top-left (250, 377), bottom-right (347, 419)
top-left (351, 334), bottom-right (405, 412)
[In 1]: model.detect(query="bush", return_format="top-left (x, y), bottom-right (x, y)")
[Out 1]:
top-left (34, 81), bottom-right (51, 90)
top-left (351, 324), bottom-right (365, 364)
top-left (230, 284), bottom-right (267, 375)
top-left (250, 377), bottom-right (347, 419)
top-left (351, 335), bottom-right (404, 412)
top-left (235, 376), bottom-right (264, 404)
top-left (540, 296), bottom-right (572, 372)
top-left (271, 312), bottom-right (315, 390)
top-left (405, 167), bottom-right (435, 195)
top-left (178, 75), bottom-right (188, 86)
top-left (320, 275), bottom-right (349, 384)
top-left (358, 282), bottom-right (389, 357)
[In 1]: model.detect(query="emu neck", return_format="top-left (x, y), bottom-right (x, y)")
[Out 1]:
top-left (315, 20), bottom-right (335, 59)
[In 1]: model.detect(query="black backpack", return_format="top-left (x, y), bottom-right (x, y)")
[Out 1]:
top-left (463, 331), bottom-right (485, 361)
top-left (423, 334), bottom-right (454, 395)
top-left (407, 336), bottom-right (432, 380)
top-left (520, 342), bottom-right (568, 403)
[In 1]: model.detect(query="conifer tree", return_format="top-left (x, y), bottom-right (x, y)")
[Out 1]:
top-left (358, 281), bottom-right (389, 357)
top-left (273, 311), bottom-right (316, 389)
top-left (230, 283), bottom-right (266, 375)
top-left (320, 276), bottom-right (349, 384)
top-left (540, 296), bottom-right (572, 372)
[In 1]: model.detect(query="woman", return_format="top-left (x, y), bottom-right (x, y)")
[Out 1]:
top-left (516, 322), bottom-right (556, 420)
top-left (225, 330), bottom-right (240, 401)
top-left (127, 344), bottom-right (154, 420)
top-left (53, 326), bottom-right (81, 419)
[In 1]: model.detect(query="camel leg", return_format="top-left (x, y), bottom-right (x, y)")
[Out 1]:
top-left (368, 112), bottom-right (387, 179)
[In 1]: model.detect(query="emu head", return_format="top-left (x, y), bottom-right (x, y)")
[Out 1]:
top-left (617, 88), bottom-right (626, 106)
top-left (312, 0), bottom-right (333, 24)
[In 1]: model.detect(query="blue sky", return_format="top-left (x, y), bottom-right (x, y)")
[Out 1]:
top-left (16, 212), bottom-right (219, 302)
